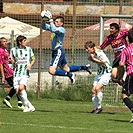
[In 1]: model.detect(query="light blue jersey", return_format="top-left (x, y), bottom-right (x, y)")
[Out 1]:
top-left (42, 23), bottom-right (66, 51)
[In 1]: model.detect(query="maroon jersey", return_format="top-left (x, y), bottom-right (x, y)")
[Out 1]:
top-left (100, 30), bottom-right (128, 58)
top-left (0, 47), bottom-right (13, 78)
top-left (120, 43), bottom-right (133, 76)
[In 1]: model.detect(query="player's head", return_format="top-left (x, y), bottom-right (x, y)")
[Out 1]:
top-left (16, 35), bottom-right (27, 47)
top-left (54, 16), bottom-right (64, 27)
top-left (84, 41), bottom-right (95, 54)
top-left (0, 37), bottom-right (8, 48)
top-left (110, 23), bottom-right (120, 36)
top-left (128, 27), bottom-right (133, 43)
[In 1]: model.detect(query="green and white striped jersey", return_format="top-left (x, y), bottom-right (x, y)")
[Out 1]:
top-left (10, 46), bottom-right (35, 77)
top-left (94, 49), bottom-right (112, 75)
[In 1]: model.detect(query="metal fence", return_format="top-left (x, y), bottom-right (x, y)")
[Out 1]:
top-left (0, 0), bottom-right (133, 104)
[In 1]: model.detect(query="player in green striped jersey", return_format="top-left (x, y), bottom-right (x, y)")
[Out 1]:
top-left (84, 41), bottom-right (112, 114)
top-left (10, 35), bottom-right (35, 112)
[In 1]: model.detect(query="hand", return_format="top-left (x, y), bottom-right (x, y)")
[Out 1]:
top-left (27, 65), bottom-right (31, 71)
top-left (41, 10), bottom-right (53, 22)
top-left (2, 77), bottom-right (6, 84)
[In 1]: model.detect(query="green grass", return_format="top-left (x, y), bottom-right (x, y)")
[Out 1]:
top-left (0, 98), bottom-right (133, 133)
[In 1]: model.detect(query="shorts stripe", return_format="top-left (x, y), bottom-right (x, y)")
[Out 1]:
top-left (53, 49), bottom-right (61, 66)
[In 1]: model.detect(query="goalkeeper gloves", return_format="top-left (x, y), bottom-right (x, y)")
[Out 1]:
top-left (41, 10), bottom-right (53, 22)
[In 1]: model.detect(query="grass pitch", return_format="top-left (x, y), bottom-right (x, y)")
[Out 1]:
top-left (0, 98), bottom-right (133, 133)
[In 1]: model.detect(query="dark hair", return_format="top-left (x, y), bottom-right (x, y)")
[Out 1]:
top-left (16, 35), bottom-right (27, 46)
top-left (110, 23), bottom-right (120, 31)
top-left (0, 37), bottom-right (7, 40)
top-left (84, 41), bottom-right (95, 49)
top-left (128, 27), bottom-right (133, 43)
top-left (0, 37), bottom-right (7, 46)
top-left (55, 16), bottom-right (64, 24)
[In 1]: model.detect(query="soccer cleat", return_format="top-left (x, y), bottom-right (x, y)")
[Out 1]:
top-left (130, 114), bottom-right (133, 123)
top-left (18, 105), bottom-right (24, 110)
top-left (93, 108), bottom-right (103, 114)
top-left (86, 64), bottom-right (92, 74)
top-left (91, 109), bottom-right (96, 113)
top-left (3, 99), bottom-right (12, 108)
top-left (29, 106), bottom-right (35, 112)
top-left (70, 73), bottom-right (76, 84)
top-left (23, 106), bottom-right (30, 112)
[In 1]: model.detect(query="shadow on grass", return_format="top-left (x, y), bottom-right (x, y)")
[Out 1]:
top-left (108, 119), bottom-right (129, 123)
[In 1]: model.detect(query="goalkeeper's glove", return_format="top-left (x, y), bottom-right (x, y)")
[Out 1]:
top-left (41, 10), bottom-right (53, 22)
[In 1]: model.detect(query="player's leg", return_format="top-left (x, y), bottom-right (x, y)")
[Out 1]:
top-left (3, 76), bottom-right (23, 109)
top-left (19, 77), bottom-right (35, 112)
top-left (117, 65), bottom-right (125, 84)
top-left (91, 86), bottom-right (98, 113)
top-left (111, 57), bottom-right (124, 86)
top-left (122, 74), bottom-right (133, 122)
top-left (94, 73), bottom-right (111, 114)
top-left (91, 75), bottom-right (99, 113)
top-left (60, 64), bottom-right (75, 84)
top-left (94, 83), bottom-right (103, 114)
top-left (69, 64), bottom-right (92, 74)
top-left (111, 67), bottom-right (118, 79)
top-left (49, 48), bottom-right (75, 83)
top-left (48, 48), bottom-right (67, 76)
top-left (19, 86), bottom-right (35, 112)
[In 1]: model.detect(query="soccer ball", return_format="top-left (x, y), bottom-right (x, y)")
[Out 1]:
top-left (42, 17), bottom-right (49, 21)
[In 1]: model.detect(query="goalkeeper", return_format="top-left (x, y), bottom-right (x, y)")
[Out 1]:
top-left (41, 10), bottom-right (92, 84)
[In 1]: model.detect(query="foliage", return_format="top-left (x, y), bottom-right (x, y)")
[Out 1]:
top-left (40, 75), bottom-right (93, 101)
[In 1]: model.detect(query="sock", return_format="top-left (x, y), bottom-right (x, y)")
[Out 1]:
top-left (55, 69), bottom-right (67, 76)
top-left (19, 90), bottom-right (29, 106)
top-left (17, 95), bottom-right (22, 103)
top-left (92, 94), bottom-right (98, 110)
top-left (69, 65), bottom-right (87, 72)
top-left (55, 69), bottom-right (73, 78)
top-left (17, 95), bottom-right (23, 106)
top-left (97, 92), bottom-right (103, 109)
top-left (123, 97), bottom-right (133, 113)
top-left (6, 87), bottom-right (16, 101)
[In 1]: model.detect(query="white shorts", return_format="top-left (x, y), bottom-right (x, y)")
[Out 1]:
top-left (93, 73), bottom-right (111, 86)
top-left (13, 76), bottom-right (29, 89)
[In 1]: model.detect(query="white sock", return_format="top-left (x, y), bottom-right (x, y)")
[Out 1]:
top-left (97, 91), bottom-right (103, 109)
top-left (92, 94), bottom-right (98, 110)
top-left (19, 90), bottom-right (30, 107)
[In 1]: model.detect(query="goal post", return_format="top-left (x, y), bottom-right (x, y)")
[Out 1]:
top-left (99, 14), bottom-right (132, 45)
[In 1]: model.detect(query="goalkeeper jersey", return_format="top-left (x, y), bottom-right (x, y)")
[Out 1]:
top-left (42, 23), bottom-right (65, 51)
top-left (94, 49), bottom-right (112, 75)
top-left (10, 46), bottom-right (35, 77)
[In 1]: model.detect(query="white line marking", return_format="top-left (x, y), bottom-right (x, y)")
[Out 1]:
top-left (0, 122), bottom-right (129, 132)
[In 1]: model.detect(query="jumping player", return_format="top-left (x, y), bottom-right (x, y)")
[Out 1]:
top-left (41, 10), bottom-right (92, 84)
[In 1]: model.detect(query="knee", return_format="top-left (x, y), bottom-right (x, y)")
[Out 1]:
top-left (48, 68), bottom-right (55, 75)
top-left (111, 73), bottom-right (116, 79)
top-left (122, 93), bottom-right (128, 100)
top-left (92, 89), bottom-right (96, 94)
